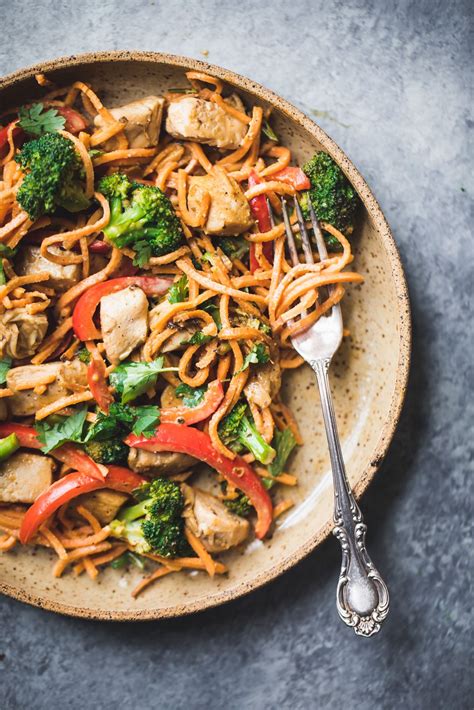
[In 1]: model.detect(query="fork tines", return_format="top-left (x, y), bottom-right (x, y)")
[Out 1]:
top-left (267, 195), bottom-right (334, 324)
top-left (268, 195), bottom-right (328, 269)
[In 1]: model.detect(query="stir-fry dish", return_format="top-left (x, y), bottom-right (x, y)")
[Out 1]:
top-left (0, 71), bottom-right (362, 597)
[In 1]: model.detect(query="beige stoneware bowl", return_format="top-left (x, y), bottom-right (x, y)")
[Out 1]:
top-left (0, 51), bottom-right (410, 620)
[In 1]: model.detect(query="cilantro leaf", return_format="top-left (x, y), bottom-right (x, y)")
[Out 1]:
top-left (186, 332), bottom-right (213, 346)
top-left (133, 239), bottom-right (153, 267)
top-left (0, 358), bottom-right (12, 385)
top-left (36, 406), bottom-right (88, 453)
top-left (86, 402), bottom-right (160, 441)
top-left (201, 300), bottom-right (222, 330)
top-left (131, 405), bottom-right (161, 437)
top-left (109, 357), bottom-right (176, 404)
top-left (238, 343), bottom-right (270, 373)
top-left (18, 103), bottom-right (66, 137)
top-left (175, 383), bottom-right (207, 408)
top-left (168, 275), bottom-right (188, 304)
top-left (262, 119), bottom-right (278, 142)
top-left (85, 403), bottom-right (134, 442)
top-left (267, 428), bottom-right (298, 477)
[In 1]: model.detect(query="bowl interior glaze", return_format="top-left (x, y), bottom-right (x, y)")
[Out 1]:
top-left (0, 52), bottom-right (410, 620)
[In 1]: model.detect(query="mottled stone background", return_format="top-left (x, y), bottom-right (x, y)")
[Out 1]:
top-left (0, 1), bottom-right (472, 708)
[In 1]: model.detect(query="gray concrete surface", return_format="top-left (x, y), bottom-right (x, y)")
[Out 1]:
top-left (0, 1), bottom-right (472, 708)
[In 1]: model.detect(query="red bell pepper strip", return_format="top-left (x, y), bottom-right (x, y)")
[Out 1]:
top-left (19, 465), bottom-right (146, 544)
top-left (0, 423), bottom-right (104, 481)
top-left (52, 443), bottom-right (105, 481)
top-left (125, 423), bottom-right (273, 539)
top-left (248, 170), bottom-right (273, 272)
top-left (55, 106), bottom-right (87, 134)
top-left (160, 380), bottom-right (224, 425)
top-left (86, 346), bottom-right (114, 413)
top-left (0, 121), bottom-right (23, 153)
top-left (20, 472), bottom-right (105, 543)
top-left (105, 465), bottom-right (147, 493)
top-left (271, 166), bottom-right (310, 191)
top-left (0, 423), bottom-right (41, 449)
top-left (72, 276), bottom-right (172, 341)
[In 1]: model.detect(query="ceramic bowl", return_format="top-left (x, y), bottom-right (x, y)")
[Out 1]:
top-left (0, 51), bottom-right (410, 620)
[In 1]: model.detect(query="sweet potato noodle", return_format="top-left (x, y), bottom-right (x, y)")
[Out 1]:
top-left (0, 71), bottom-right (362, 598)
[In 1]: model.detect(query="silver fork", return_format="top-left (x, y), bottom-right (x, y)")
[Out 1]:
top-left (274, 195), bottom-right (390, 636)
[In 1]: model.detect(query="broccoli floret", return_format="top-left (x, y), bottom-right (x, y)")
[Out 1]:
top-left (219, 236), bottom-right (249, 261)
top-left (15, 132), bottom-right (90, 220)
top-left (132, 478), bottom-right (184, 521)
top-left (110, 477), bottom-right (190, 558)
top-left (98, 173), bottom-right (183, 265)
top-left (224, 493), bottom-right (252, 517)
top-left (219, 401), bottom-right (276, 465)
top-left (300, 151), bottom-right (360, 250)
top-left (83, 439), bottom-right (129, 465)
top-left (109, 519), bottom-right (150, 554)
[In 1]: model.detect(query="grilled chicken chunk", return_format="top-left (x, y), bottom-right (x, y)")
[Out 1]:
top-left (166, 94), bottom-right (247, 150)
top-left (182, 485), bottom-right (249, 553)
top-left (128, 448), bottom-right (196, 476)
top-left (100, 286), bottom-right (149, 364)
top-left (16, 245), bottom-right (81, 291)
top-left (244, 360), bottom-right (282, 410)
top-left (7, 359), bottom-right (88, 417)
top-left (187, 168), bottom-right (253, 236)
top-left (0, 307), bottom-right (48, 360)
top-left (77, 490), bottom-right (129, 525)
top-left (94, 96), bottom-right (165, 149)
top-left (0, 452), bottom-right (54, 503)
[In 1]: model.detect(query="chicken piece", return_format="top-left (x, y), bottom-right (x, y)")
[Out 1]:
top-left (16, 245), bottom-right (81, 292)
top-left (58, 359), bottom-right (89, 391)
top-left (244, 360), bottom-right (282, 410)
top-left (166, 94), bottom-right (247, 150)
top-left (94, 96), bottom-right (165, 149)
top-left (100, 286), bottom-right (149, 364)
top-left (77, 490), bottom-right (129, 525)
top-left (187, 168), bottom-right (253, 236)
top-left (128, 448), bottom-right (196, 476)
top-left (0, 308), bottom-right (48, 360)
top-left (7, 359), bottom-right (88, 417)
top-left (0, 452), bottom-right (54, 503)
top-left (182, 485), bottom-right (249, 553)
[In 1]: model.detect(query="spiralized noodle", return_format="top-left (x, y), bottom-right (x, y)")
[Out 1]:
top-left (0, 71), bottom-right (363, 597)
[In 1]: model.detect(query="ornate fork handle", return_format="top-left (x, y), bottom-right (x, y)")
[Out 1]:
top-left (311, 358), bottom-right (390, 636)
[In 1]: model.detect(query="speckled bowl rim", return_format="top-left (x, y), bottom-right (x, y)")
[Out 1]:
top-left (0, 50), bottom-right (411, 621)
